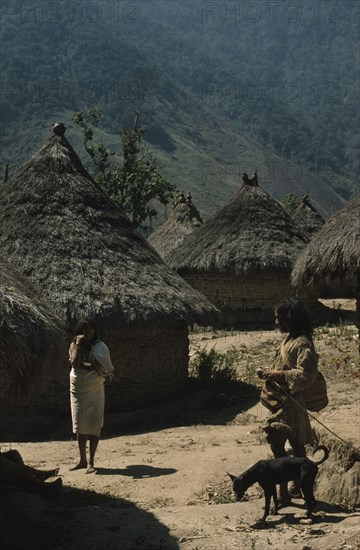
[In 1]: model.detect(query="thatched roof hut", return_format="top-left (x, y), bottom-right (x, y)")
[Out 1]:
top-left (166, 174), bottom-right (320, 326)
top-left (0, 125), bottom-right (218, 412)
top-left (292, 194), bottom-right (360, 347)
top-left (0, 261), bottom-right (62, 406)
top-left (148, 191), bottom-right (203, 260)
top-left (291, 194), bottom-right (325, 237)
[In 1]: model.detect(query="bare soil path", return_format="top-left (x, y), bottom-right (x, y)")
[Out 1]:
top-left (1, 301), bottom-right (359, 550)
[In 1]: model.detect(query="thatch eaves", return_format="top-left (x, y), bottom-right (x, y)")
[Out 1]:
top-left (291, 195), bottom-right (325, 237)
top-left (0, 262), bottom-right (63, 402)
top-left (148, 199), bottom-right (203, 261)
top-left (292, 194), bottom-right (360, 286)
top-left (0, 130), bottom-right (218, 329)
top-left (166, 182), bottom-right (309, 276)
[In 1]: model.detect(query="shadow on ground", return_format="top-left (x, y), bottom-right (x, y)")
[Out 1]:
top-left (95, 465), bottom-right (177, 478)
top-left (104, 380), bottom-right (261, 437)
top-left (250, 501), bottom-right (357, 530)
top-left (0, 484), bottom-right (62, 550)
top-left (0, 380), bottom-right (260, 442)
top-left (60, 485), bottom-right (179, 550)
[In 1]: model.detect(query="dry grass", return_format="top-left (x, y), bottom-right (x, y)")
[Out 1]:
top-left (291, 197), bottom-right (325, 237)
top-left (148, 200), bottom-right (203, 261)
top-left (0, 261), bottom-right (63, 404)
top-left (0, 132), bottom-right (218, 331)
top-left (166, 182), bottom-right (309, 276)
top-left (292, 194), bottom-right (360, 285)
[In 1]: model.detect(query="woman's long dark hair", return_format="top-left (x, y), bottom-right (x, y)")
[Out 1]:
top-left (73, 318), bottom-right (98, 343)
top-left (275, 299), bottom-right (313, 337)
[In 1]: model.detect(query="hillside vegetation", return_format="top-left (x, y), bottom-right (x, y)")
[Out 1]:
top-left (1, 0), bottom-right (358, 221)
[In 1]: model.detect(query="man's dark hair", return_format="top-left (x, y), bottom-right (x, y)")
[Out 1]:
top-left (275, 299), bottom-right (312, 337)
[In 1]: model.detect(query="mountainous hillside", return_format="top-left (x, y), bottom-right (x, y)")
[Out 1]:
top-left (1, 0), bottom-right (358, 222)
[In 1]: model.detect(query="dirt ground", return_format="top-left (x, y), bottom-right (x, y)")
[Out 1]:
top-left (1, 300), bottom-right (359, 550)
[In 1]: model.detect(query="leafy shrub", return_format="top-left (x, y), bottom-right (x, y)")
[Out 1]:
top-left (189, 346), bottom-right (238, 385)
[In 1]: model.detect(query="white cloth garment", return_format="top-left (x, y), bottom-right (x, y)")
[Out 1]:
top-left (69, 340), bottom-right (114, 436)
top-left (90, 341), bottom-right (114, 379)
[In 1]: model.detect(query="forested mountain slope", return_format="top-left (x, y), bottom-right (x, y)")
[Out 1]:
top-left (1, 0), bottom-right (358, 220)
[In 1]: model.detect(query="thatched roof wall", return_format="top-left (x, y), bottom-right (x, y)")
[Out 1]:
top-left (0, 130), bottom-right (218, 329)
top-left (166, 182), bottom-right (309, 275)
top-left (292, 194), bottom-right (360, 286)
top-left (148, 199), bottom-right (203, 260)
top-left (0, 262), bottom-right (63, 402)
top-left (291, 195), bottom-right (325, 237)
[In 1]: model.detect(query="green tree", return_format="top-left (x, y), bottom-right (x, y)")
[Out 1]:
top-left (281, 193), bottom-right (298, 212)
top-left (73, 108), bottom-right (176, 233)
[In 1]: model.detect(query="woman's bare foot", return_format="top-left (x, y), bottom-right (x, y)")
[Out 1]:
top-left (86, 464), bottom-right (96, 474)
top-left (70, 462), bottom-right (87, 471)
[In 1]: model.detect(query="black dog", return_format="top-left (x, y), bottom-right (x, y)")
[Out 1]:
top-left (228, 445), bottom-right (329, 526)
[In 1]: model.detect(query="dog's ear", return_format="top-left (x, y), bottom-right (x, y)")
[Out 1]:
top-left (227, 472), bottom-right (236, 481)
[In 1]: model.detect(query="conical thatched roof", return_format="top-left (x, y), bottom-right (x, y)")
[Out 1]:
top-left (291, 194), bottom-right (325, 237)
top-left (0, 128), bottom-right (217, 329)
top-left (0, 261), bottom-right (62, 402)
top-left (166, 180), bottom-right (309, 275)
top-left (148, 195), bottom-right (203, 260)
top-left (292, 194), bottom-right (360, 285)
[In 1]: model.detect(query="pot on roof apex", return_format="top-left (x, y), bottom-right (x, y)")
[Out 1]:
top-left (52, 122), bottom-right (67, 137)
top-left (242, 170), bottom-right (258, 187)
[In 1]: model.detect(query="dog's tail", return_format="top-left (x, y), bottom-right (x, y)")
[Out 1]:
top-left (311, 445), bottom-right (329, 465)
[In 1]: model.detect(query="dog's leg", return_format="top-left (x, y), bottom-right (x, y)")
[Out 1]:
top-left (267, 428), bottom-right (292, 507)
top-left (263, 488), bottom-right (272, 520)
top-left (288, 440), bottom-right (306, 498)
top-left (271, 485), bottom-right (279, 515)
top-left (301, 489), bottom-right (316, 517)
top-left (252, 487), bottom-right (272, 528)
top-left (279, 483), bottom-right (292, 507)
top-left (257, 488), bottom-right (272, 526)
top-left (300, 471), bottom-right (318, 517)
